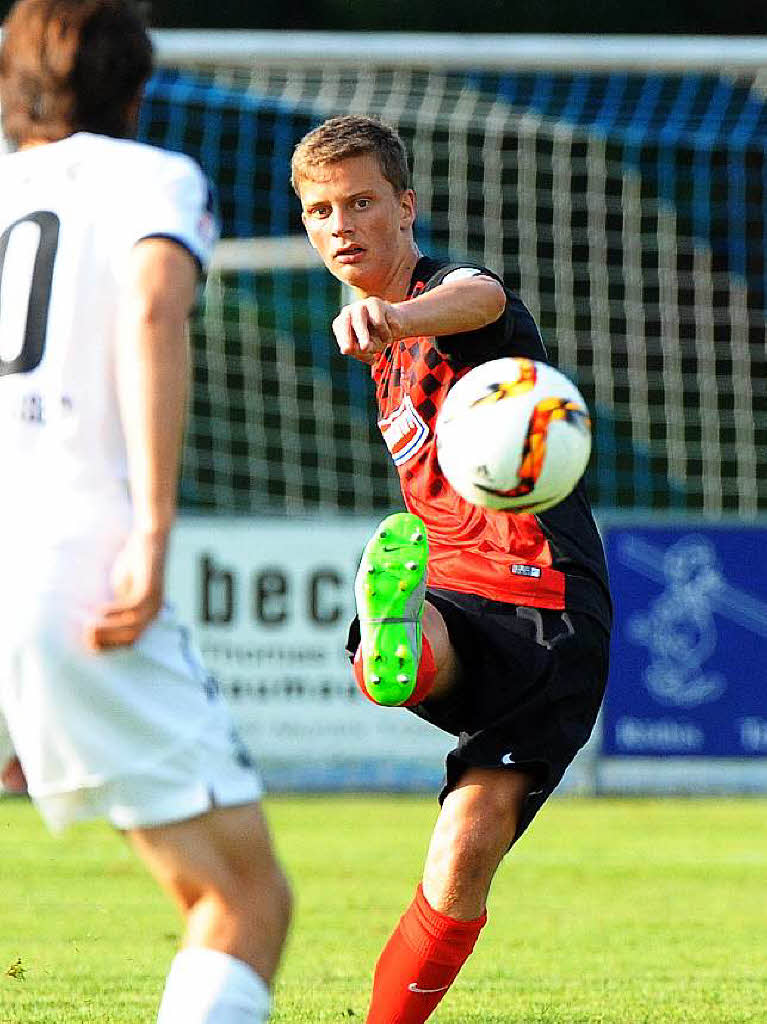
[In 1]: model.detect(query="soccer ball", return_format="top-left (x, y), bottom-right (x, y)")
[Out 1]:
top-left (435, 357), bottom-right (592, 513)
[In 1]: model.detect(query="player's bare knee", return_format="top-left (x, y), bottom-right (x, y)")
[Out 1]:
top-left (432, 818), bottom-right (500, 877)
top-left (172, 876), bottom-right (206, 914)
top-left (432, 771), bottom-right (531, 869)
top-left (245, 857), bottom-right (292, 928)
top-left (223, 852), bottom-right (292, 930)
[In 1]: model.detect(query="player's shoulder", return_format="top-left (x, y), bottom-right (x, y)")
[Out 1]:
top-left (0, 133), bottom-right (200, 182)
top-left (411, 254), bottom-right (546, 364)
top-left (0, 147), bottom-right (22, 179)
top-left (0, 143), bottom-right (52, 183)
top-left (408, 254), bottom-right (504, 297)
top-left (67, 133), bottom-right (205, 188)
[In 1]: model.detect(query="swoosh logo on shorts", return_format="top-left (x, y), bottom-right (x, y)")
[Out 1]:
top-left (408, 982), bottom-right (451, 994)
top-left (501, 752), bottom-right (516, 765)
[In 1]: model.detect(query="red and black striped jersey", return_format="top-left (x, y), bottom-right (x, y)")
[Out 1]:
top-left (371, 256), bottom-right (611, 627)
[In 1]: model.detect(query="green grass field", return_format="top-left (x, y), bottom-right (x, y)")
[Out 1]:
top-left (1, 793), bottom-right (765, 1023)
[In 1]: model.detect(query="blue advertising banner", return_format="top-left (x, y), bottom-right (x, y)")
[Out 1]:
top-left (602, 525), bottom-right (767, 758)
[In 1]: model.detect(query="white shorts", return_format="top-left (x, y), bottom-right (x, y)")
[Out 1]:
top-left (0, 539), bottom-right (262, 832)
top-left (35, 717), bottom-right (263, 833)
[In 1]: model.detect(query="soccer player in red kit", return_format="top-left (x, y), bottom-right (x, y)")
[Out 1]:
top-left (292, 115), bottom-right (612, 1024)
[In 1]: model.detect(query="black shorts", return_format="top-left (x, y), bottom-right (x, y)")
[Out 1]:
top-left (346, 587), bottom-right (610, 843)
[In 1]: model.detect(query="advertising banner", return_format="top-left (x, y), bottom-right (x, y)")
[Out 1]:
top-left (167, 517), bottom-right (452, 790)
top-left (602, 524), bottom-right (767, 759)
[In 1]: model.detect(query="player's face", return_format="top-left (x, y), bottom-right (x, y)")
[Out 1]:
top-left (299, 154), bottom-right (416, 299)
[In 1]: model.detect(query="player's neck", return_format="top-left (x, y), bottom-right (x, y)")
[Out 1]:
top-left (18, 134), bottom-right (69, 151)
top-left (356, 241), bottom-right (422, 303)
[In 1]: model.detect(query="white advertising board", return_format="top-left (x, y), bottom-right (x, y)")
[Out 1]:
top-left (167, 516), bottom-right (452, 790)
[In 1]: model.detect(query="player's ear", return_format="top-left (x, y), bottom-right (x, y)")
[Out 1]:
top-left (400, 188), bottom-right (416, 231)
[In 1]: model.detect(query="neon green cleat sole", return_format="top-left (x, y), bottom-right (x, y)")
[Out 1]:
top-left (354, 512), bottom-right (429, 707)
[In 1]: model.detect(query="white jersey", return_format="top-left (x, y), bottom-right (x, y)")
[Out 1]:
top-left (0, 133), bottom-right (217, 556)
top-left (0, 135), bottom-right (262, 826)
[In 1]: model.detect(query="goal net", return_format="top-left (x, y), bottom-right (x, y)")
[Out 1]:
top-left (142, 33), bottom-right (767, 518)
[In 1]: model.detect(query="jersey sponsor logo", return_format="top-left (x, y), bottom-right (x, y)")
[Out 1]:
top-left (408, 982), bottom-right (451, 994)
top-left (511, 564), bottom-right (542, 578)
top-left (379, 396), bottom-right (430, 466)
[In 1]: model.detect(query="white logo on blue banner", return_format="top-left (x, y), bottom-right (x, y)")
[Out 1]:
top-left (603, 526), bottom-right (767, 758)
top-left (624, 535), bottom-right (727, 707)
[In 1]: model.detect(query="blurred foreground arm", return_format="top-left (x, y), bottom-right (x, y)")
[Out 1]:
top-left (85, 240), bottom-right (198, 651)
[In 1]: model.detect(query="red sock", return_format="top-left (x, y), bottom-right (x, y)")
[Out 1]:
top-left (365, 885), bottom-right (487, 1024)
top-left (353, 635), bottom-right (437, 706)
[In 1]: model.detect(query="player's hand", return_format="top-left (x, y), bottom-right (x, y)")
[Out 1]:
top-left (83, 529), bottom-right (168, 651)
top-left (332, 298), bottom-right (404, 364)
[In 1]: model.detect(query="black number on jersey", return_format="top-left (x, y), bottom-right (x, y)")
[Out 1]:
top-left (0, 211), bottom-right (60, 377)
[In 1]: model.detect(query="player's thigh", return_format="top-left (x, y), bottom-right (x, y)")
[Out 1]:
top-left (129, 801), bottom-right (284, 907)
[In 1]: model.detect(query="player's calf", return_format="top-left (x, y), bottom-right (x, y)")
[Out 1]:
top-left (353, 512), bottom-right (436, 707)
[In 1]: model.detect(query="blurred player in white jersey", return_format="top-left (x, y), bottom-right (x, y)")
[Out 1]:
top-left (0, 2), bottom-right (291, 1021)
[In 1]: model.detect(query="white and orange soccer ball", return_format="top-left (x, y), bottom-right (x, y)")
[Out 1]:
top-left (435, 357), bottom-right (592, 513)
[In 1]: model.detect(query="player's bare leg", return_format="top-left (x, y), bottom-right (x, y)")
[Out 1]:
top-left (422, 766), bottom-right (533, 918)
top-left (129, 802), bottom-right (291, 1022)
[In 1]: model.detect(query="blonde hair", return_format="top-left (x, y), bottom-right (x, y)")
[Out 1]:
top-left (291, 114), bottom-right (410, 196)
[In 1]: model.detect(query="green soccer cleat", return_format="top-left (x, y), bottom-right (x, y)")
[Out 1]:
top-left (354, 512), bottom-right (429, 706)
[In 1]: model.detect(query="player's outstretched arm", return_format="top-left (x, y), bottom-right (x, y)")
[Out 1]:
top-left (332, 274), bottom-right (506, 362)
top-left (84, 239), bottom-right (198, 651)
top-left (395, 273), bottom-right (506, 339)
